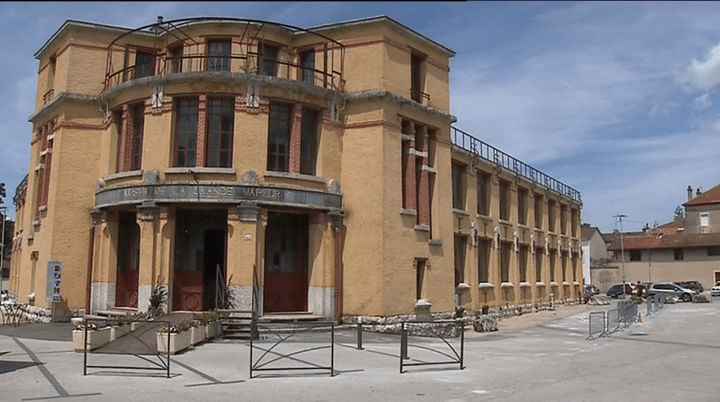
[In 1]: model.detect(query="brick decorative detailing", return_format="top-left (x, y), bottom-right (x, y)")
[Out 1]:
top-left (401, 119), bottom-right (417, 211)
top-left (416, 125), bottom-right (430, 226)
top-left (289, 104), bottom-right (303, 173)
top-left (196, 94), bottom-right (208, 167)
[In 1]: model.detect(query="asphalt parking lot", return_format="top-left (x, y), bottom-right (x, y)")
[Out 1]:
top-left (2, 299), bottom-right (720, 401)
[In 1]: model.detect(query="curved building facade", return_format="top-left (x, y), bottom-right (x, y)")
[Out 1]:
top-left (10, 16), bottom-right (582, 321)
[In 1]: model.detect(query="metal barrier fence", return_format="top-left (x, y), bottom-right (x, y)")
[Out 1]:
top-left (618, 300), bottom-right (639, 328)
top-left (250, 321), bottom-right (335, 378)
top-left (606, 309), bottom-right (621, 335)
top-left (586, 311), bottom-right (606, 340)
top-left (399, 320), bottom-right (465, 374)
top-left (82, 317), bottom-right (171, 378)
top-left (588, 296), bottom-right (667, 341)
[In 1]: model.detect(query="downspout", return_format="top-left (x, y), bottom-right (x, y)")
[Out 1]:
top-left (85, 226), bottom-right (95, 314)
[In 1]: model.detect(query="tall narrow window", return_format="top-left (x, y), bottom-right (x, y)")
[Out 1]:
top-left (478, 239), bottom-right (491, 283)
top-left (206, 97), bottom-right (234, 168)
top-left (454, 235), bottom-right (467, 287)
top-left (267, 103), bottom-right (292, 172)
top-left (117, 212), bottom-right (140, 272)
top-left (572, 254), bottom-right (578, 282)
top-left (499, 180), bottom-right (510, 221)
top-left (135, 51), bottom-right (155, 78)
top-left (300, 109), bottom-right (319, 175)
top-left (571, 209), bottom-right (579, 237)
top-left (258, 44), bottom-right (278, 76)
top-left (452, 162), bottom-right (465, 210)
top-left (560, 204), bottom-right (567, 235)
top-left (519, 245), bottom-right (528, 283)
top-left (169, 45), bottom-right (183, 73)
top-left (208, 40), bottom-right (231, 72)
top-left (548, 200), bottom-right (557, 232)
top-left (518, 188), bottom-right (528, 225)
top-left (411, 53), bottom-right (425, 102)
top-left (534, 194), bottom-right (543, 229)
top-left (535, 248), bottom-right (543, 283)
top-left (549, 249), bottom-right (557, 282)
top-left (416, 258), bottom-right (427, 300)
top-left (561, 252), bottom-right (567, 282)
top-left (477, 172), bottom-right (490, 216)
top-left (129, 103), bottom-right (144, 171)
top-left (174, 98), bottom-right (198, 167)
top-left (300, 49), bottom-right (315, 83)
top-left (500, 241), bottom-right (511, 283)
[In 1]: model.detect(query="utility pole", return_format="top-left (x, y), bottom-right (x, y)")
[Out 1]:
top-left (614, 214), bottom-right (627, 298)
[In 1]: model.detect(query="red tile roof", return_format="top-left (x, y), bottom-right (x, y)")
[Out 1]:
top-left (684, 183), bottom-right (720, 207)
top-left (606, 219), bottom-right (687, 251)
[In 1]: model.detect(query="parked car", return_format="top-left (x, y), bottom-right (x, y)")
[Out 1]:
top-left (678, 281), bottom-right (704, 294)
top-left (606, 283), bottom-right (633, 298)
top-left (711, 282), bottom-right (720, 297)
top-left (648, 282), bottom-right (696, 302)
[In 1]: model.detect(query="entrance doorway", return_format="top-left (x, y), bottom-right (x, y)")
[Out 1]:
top-left (173, 209), bottom-right (227, 311)
top-left (263, 212), bottom-right (309, 313)
top-left (116, 212), bottom-right (139, 307)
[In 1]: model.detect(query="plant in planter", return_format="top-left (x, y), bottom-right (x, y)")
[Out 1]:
top-left (148, 284), bottom-right (168, 318)
top-left (72, 321), bottom-right (111, 352)
top-left (200, 311), bottom-right (220, 339)
top-left (188, 317), bottom-right (206, 345)
top-left (156, 321), bottom-right (192, 355)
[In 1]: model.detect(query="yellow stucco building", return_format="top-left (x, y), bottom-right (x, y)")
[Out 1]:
top-left (10, 16), bottom-right (582, 322)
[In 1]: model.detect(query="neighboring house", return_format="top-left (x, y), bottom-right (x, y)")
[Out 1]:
top-left (605, 184), bottom-right (720, 291)
top-left (9, 16), bottom-right (582, 321)
top-left (580, 224), bottom-right (607, 286)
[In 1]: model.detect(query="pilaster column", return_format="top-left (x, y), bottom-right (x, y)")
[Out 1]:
top-left (226, 202), bottom-right (261, 311)
top-left (401, 120), bottom-right (417, 211)
top-left (137, 201), bottom-right (159, 312)
top-left (196, 94), bottom-right (208, 167)
top-left (289, 104), bottom-right (303, 173)
top-left (416, 125), bottom-right (430, 227)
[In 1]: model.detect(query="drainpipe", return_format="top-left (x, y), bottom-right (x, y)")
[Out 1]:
top-left (85, 226), bottom-right (95, 315)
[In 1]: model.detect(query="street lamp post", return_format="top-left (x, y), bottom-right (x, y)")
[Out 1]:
top-left (614, 214), bottom-right (627, 299)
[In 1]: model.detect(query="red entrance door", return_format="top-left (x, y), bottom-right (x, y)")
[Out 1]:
top-left (172, 210), bottom-right (226, 311)
top-left (116, 212), bottom-right (139, 307)
top-left (263, 212), bottom-right (309, 313)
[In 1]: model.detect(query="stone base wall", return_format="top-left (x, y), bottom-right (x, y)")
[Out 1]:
top-left (343, 298), bottom-right (583, 337)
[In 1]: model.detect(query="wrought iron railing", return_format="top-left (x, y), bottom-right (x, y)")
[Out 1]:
top-left (451, 126), bottom-right (582, 203)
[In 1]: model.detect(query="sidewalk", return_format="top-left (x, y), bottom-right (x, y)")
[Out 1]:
top-left (2, 301), bottom-right (720, 401)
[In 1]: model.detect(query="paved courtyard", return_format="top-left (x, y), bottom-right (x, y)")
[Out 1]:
top-left (2, 299), bottom-right (720, 401)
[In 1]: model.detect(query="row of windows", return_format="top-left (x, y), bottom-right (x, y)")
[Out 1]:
top-left (133, 41), bottom-right (316, 83)
top-left (451, 163), bottom-right (579, 236)
top-left (454, 236), bottom-right (579, 286)
top-left (115, 97), bottom-right (320, 175)
top-left (624, 246), bottom-right (720, 262)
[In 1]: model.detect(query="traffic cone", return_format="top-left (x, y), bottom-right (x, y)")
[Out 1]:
top-left (638, 313), bottom-right (643, 325)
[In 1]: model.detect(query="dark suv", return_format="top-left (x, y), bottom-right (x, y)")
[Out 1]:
top-left (678, 281), bottom-right (703, 294)
top-left (606, 283), bottom-right (633, 298)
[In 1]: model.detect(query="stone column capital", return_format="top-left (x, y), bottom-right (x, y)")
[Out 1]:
top-left (238, 201), bottom-right (260, 222)
top-left (138, 201), bottom-right (159, 221)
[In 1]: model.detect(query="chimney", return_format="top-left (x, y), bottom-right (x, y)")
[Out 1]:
top-left (697, 187), bottom-right (702, 197)
top-left (687, 185), bottom-right (693, 201)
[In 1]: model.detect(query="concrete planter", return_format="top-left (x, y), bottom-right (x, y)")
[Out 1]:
top-left (205, 321), bottom-right (218, 339)
top-left (190, 325), bottom-right (207, 345)
top-left (110, 325), bottom-right (131, 341)
top-left (72, 327), bottom-right (111, 352)
top-left (156, 331), bottom-right (191, 355)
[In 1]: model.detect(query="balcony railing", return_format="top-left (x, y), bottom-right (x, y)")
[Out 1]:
top-left (451, 127), bottom-right (581, 203)
top-left (104, 52), bottom-right (344, 93)
top-left (102, 17), bottom-right (345, 94)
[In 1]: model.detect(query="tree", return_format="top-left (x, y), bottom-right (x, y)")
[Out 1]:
top-left (673, 205), bottom-right (685, 221)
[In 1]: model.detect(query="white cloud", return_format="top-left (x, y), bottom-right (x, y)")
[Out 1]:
top-left (693, 93), bottom-right (712, 110)
top-left (676, 42), bottom-right (720, 92)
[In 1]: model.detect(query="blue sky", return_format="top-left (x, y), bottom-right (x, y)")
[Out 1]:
top-left (1, 1), bottom-right (719, 233)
